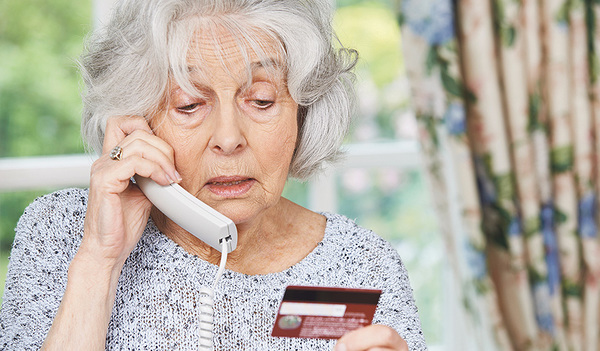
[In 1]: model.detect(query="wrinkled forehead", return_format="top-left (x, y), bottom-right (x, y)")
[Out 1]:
top-left (171, 17), bottom-right (288, 93)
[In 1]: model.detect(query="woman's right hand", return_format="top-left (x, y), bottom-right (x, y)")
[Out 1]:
top-left (79, 115), bottom-right (180, 269)
top-left (42, 115), bottom-right (180, 350)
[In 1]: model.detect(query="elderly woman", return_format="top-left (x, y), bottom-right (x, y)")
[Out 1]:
top-left (0, 0), bottom-right (426, 350)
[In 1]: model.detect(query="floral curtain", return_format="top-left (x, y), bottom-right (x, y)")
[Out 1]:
top-left (399, 0), bottom-right (600, 349)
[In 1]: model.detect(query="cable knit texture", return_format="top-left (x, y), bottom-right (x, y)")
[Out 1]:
top-left (1, 188), bottom-right (427, 350)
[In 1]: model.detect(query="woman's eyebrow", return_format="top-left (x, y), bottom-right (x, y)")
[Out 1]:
top-left (248, 59), bottom-right (287, 88)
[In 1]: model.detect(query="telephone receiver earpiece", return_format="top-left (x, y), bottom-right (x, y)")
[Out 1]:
top-left (133, 175), bottom-right (237, 253)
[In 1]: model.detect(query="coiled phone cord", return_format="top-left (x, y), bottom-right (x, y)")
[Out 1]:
top-left (198, 239), bottom-right (229, 351)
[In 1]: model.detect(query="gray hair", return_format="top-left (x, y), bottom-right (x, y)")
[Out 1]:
top-left (80, 0), bottom-right (357, 180)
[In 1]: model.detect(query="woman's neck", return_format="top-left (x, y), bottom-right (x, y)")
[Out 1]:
top-left (150, 197), bottom-right (326, 275)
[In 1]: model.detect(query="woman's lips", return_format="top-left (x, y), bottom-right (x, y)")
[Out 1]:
top-left (204, 176), bottom-right (255, 197)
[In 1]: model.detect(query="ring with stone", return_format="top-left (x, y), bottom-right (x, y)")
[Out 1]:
top-left (109, 145), bottom-right (123, 161)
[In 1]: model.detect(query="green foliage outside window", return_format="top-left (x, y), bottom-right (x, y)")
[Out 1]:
top-left (0, 0), bottom-right (90, 157)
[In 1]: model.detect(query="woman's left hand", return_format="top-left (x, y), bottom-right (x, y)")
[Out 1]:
top-left (334, 324), bottom-right (408, 351)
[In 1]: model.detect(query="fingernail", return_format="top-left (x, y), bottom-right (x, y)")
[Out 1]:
top-left (334, 342), bottom-right (347, 351)
top-left (165, 174), bottom-right (174, 184)
top-left (174, 171), bottom-right (182, 182)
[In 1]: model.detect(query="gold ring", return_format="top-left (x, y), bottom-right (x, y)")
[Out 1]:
top-left (109, 146), bottom-right (123, 161)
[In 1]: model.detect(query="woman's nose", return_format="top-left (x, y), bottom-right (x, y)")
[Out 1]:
top-left (207, 105), bottom-right (247, 155)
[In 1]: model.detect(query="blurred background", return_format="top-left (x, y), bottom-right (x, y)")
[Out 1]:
top-left (0, 0), bottom-right (443, 348)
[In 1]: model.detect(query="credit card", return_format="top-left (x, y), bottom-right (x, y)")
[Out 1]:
top-left (271, 285), bottom-right (381, 339)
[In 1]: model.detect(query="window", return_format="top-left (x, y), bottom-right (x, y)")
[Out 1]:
top-left (0, 0), bottom-right (92, 292)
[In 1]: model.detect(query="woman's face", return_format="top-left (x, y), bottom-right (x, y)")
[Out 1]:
top-left (152, 30), bottom-right (298, 226)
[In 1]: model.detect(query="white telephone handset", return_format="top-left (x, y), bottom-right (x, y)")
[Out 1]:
top-left (134, 175), bottom-right (237, 253)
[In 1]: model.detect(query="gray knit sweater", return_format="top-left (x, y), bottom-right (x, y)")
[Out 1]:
top-left (0, 188), bottom-right (426, 350)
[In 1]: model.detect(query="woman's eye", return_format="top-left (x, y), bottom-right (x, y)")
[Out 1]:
top-left (176, 103), bottom-right (202, 114)
top-left (251, 100), bottom-right (274, 109)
